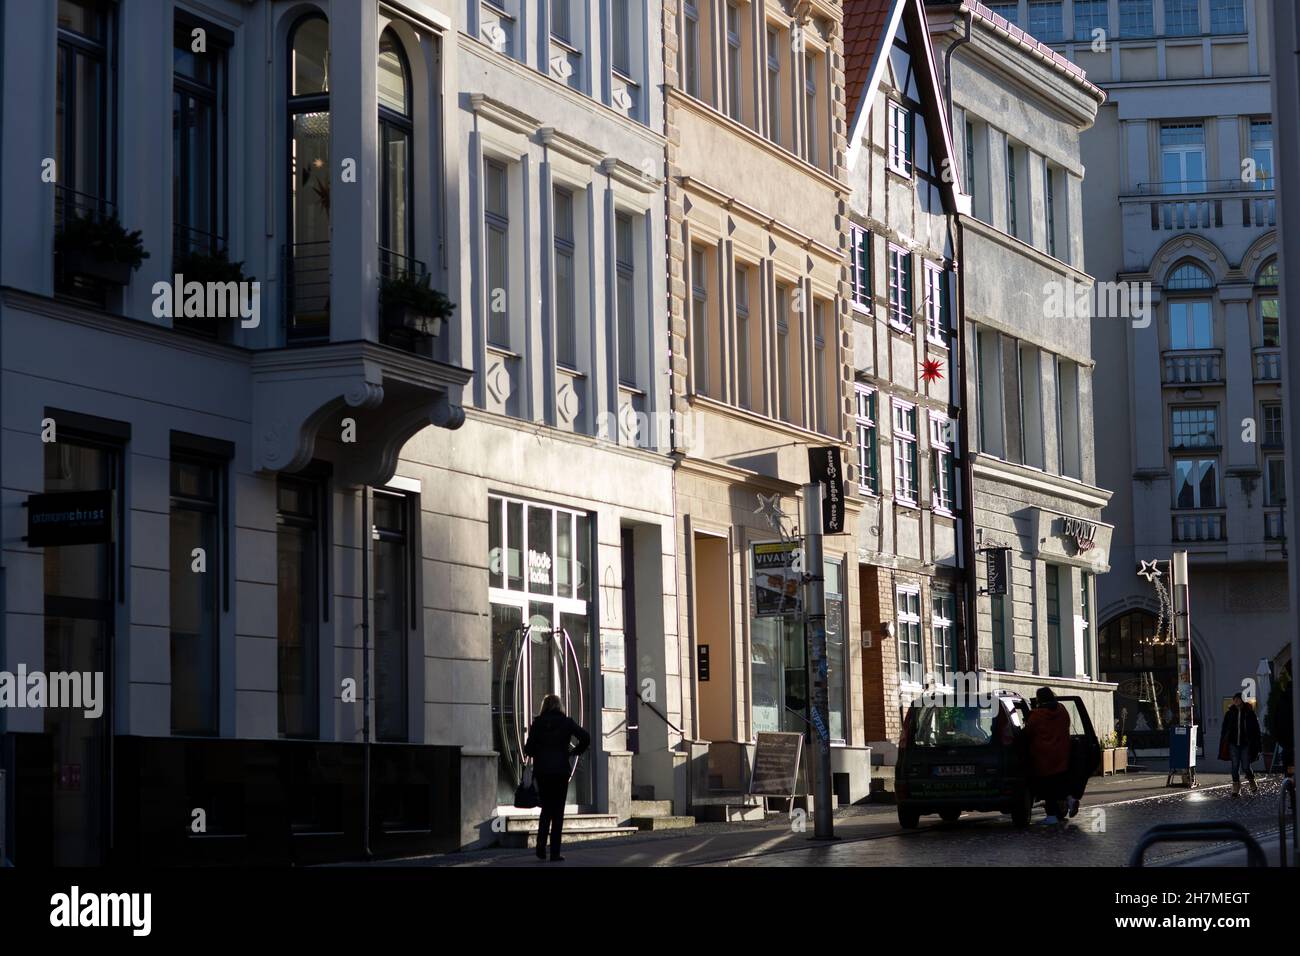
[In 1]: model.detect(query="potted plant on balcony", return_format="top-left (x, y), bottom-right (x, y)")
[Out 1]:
top-left (175, 247), bottom-right (252, 285)
top-left (380, 272), bottom-right (455, 340)
top-left (56, 211), bottom-right (149, 286)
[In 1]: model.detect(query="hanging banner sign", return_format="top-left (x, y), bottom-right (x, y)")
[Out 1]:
top-left (753, 541), bottom-right (802, 617)
top-left (984, 547), bottom-right (1010, 596)
top-left (807, 446), bottom-right (846, 534)
top-left (25, 490), bottom-right (114, 547)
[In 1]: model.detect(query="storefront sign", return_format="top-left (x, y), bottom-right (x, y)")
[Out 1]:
top-left (697, 644), bottom-right (710, 682)
top-left (1062, 517), bottom-right (1098, 553)
top-left (807, 446), bottom-right (846, 534)
top-left (527, 549), bottom-right (552, 587)
top-left (749, 731), bottom-right (803, 798)
top-left (984, 547), bottom-right (1010, 596)
top-left (25, 491), bottom-right (114, 547)
top-left (753, 541), bottom-right (802, 617)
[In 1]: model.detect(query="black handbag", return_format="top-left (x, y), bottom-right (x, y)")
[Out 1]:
top-left (513, 762), bottom-right (539, 809)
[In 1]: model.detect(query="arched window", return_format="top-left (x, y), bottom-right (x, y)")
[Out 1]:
top-left (1099, 610), bottom-right (1202, 748)
top-left (1166, 261), bottom-right (1212, 291)
top-left (287, 13), bottom-right (331, 340)
top-left (378, 29), bottom-right (413, 269)
top-left (1258, 257), bottom-right (1279, 347)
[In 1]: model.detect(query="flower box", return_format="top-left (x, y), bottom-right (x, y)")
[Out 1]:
top-left (62, 249), bottom-right (133, 287)
top-left (384, 303), bottom-right (443, 338)
top-left (1114, 748), bottom-right (1128, 773)
top-left (1096, 748), bottom-right (1115, 776)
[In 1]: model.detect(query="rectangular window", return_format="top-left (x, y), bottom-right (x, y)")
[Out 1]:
top-left (976, 328), bottom-right (1005, 457)
top-left (1265, 456), bottom-right (1286, 506)
top-left (1018, 343), bottom-right (1044, 469)
top-left (813, 300), bottom-right (830, 434)
top-left (1081, 571), bottom-right (1093, 677)
top-left (1262, 403), bottom-right (1284, 447)
top-left (893, 401), bottom-right (918, 504)
top-left (373, 491), bottom-right (410, 742)
top-left (485, 159), bottom-right (510, 347)
top-left (550, 0), bottom-right (572, 42)
top-left (1119, 0), bottom-right (1154, 37)
top-left (767, 27), bottom-right (781, 144)
top-left (825, 559), bottom-right (848, 743)
top-left (1261, 293), bottom-right (1280, 347)
top-left (56, 0), bottom-right (112, 204)
top-left (277, 477), bottom-right (321, 739)
top-left (805, 50), bottom-right (821, 166)
top-left (1044, 161), bottom-right (1058, 258)
top-left (1028, 1), bottom-right (1065, 41)
top-left (1006, 142), bottom-right (1019, 237)
top-left (1173, 458), bottom-right (1219, 509)
top-left (1250, 120), bottom-right (1274, 191)
top-left (616, 212), bottom-right (637, 385)
top-left (1074, 0), bottom-right (1109, 40)
top-left (1171, 406), bottom-right (1218, 448)
top-left (851, 225), bottom-right (871, 308)
top-left (896, 588), bottom-right (923, 685)
top-left (691, 247), bottom-right (710, 395)
top-left (612, 0), bottom-right (632, 75)
top-left (888, 244), bottom-right (912, 331)
top-left (554, 187), bottom-right (576, 367)
top-left (776, 284), bottom-right (792, 423)
top-left (924, 262), bottom-right (948, 344)
top-left (172, 15), bottom-right (228, 264)
top-left (1046, 564), bottom-right (1062, 677)
top-left (856, 386), bottom-right (879, 494)
top-left (986, 1), bottom-right (1019, 25)
top-left (965, 119), bottom-right (976, 196)
top-left (1164, 0), bottom-right (1200, 35)
top-left (726, 2), bottom-right (742, 121)
top-left (1057, 360), bottom-right (1082, 478)
top-left (887, 102), bottom-right (913, 176)
top-left (1168, 300), bottom-right (1212, 349)
top-left (1160, 124), bottom-right (1206, 194)
top-left (736, 264), bottom-right (751, 408)
top-left (931, 592), bottom-right (957, 686)
top-left (683, 1), bottom-right (701, 97)
top-left (170, 456), bottom-right (222, 735)
top-left (930, 413), bottom-right (956, 513)
top-left (1209, 0), bottom-right (1245, 34)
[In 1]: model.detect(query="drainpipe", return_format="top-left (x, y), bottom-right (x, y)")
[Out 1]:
top-left (362, 487), bottom-right (372, 859)
top-left (945, 9), bottom-right (979, 676)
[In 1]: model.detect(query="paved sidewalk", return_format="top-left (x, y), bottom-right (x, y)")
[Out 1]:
top-left (366, 770), bottom-right (1234, 868)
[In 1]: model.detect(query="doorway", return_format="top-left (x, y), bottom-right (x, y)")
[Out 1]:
top-left (693, 532), bottom-right (733, 742)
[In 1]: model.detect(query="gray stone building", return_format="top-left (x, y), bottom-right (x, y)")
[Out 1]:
top-left (0, 0), bottom-right (672, 863)
top-left (1027, 0), bottom-right (1288, 755)
top-left (927, 1), bottom-right (1117, 729)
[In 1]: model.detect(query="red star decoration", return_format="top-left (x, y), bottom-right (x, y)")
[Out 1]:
top-left (921, 357), bottom-right (945, 385)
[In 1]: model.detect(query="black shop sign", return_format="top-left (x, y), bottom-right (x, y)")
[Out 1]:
top-left (25, 490), bottom-right (115, 547)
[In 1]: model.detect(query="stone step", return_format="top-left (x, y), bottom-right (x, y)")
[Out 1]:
top-left (629, 799), bottom-right (674, 818)
top-left (502, 814), bottom-right (620, 833)
top-left (498, 825), bottom-right (640, 848)
top-left (630, 815), bottom-right (697, 831)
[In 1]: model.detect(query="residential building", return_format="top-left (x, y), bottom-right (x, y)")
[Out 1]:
top-left (664, 0), bottom-right (870, 804)
top-left (843, 0), bottom-right (969, 761)
top-left (1031, 0), bottom-right (1287, 752)
top-left (927, 2), bottom-right (1117, 728)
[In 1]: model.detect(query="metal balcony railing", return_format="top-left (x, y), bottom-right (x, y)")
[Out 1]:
top-left (1255, 347), bottom-right (1282, 381)
top-left (173, 223), bottom-right (226, 262)
top-left (378, 246), bottom-right (433, 355)
top-left (1133, 178), bottom-right (1272, 195)
top-left (282, 241), bottom-right (331, 343)
top-left (53, 184), bottom-right (117, 300)
top-left (1172, 510), bottom-right (1226, 543)
top-left (1162, 349), bottom-right (1222, 385)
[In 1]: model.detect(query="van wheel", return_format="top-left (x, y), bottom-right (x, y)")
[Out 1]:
top-left (939, 808), bottom-right (961, 823)
top-left (898, 805), bottom-right (921, 829)
top-left (1011, 790), bottom-right (1032, 828)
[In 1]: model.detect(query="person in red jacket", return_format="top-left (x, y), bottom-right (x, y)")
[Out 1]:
top-left (1026, 686), bottom-right (1072, 824)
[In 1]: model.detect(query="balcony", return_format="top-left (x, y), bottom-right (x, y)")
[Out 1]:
top-left (1172, 510), bottom-right (1226, 543)
top-left (1125, 180), bottom-right (1276, 233)
top-left (1254, 347), bottom-right (1282, 382)
top-left (53, 185), bottom-right (121, 304)
top-left (1162, 349), bottom-right (1223, 386)
top-left (378, 247), bottom-right (439, 358)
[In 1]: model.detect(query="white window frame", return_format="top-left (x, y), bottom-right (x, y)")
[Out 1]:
top-left (931, 591), bottom-right (956, 687)
top-left (856, 385), bottom-right (879, 495)
top-left (893, 399), bottom-right (918, 505)
top-left (929, 412), bottom-right (955, 514)
top-left (896, 586), bottom-right (923, 687)
top-left (887, 101), bottom-right (912, 176)
top-left (887, 243), bottom-right (912, 333)
top-left (924, 261), bottom-right (947, 345)
top-left (850, 224), bottom-right (871, 310)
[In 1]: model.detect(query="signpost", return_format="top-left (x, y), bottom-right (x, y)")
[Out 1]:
top-left (802, 482), bottom-right (834, 840)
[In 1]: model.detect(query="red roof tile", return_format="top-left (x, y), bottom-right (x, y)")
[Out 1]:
top-left (843, 0), bottom-right (895, 124)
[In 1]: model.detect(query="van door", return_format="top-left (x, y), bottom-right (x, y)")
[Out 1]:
top-left (1052, 696), bottom-right (1102, 780)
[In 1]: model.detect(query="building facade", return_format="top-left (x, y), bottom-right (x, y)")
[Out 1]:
top-left (927, 2), bottom-right (1117, 729)
top-left (1022, 0), bottom-right (1287, 752)
top-left (0, 0), bottom-right (674, 864)
top-left (843, 0), bottom-right (969, 761)
top-left (662, 0), bottom-right (873, 805)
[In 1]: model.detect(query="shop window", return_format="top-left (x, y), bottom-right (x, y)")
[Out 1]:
top-left (373, 491), bottom-right (413, 742)
top-left (170, 453), bottom-right (225, 735)
top-left (276, 475), bottom-right (323, 739)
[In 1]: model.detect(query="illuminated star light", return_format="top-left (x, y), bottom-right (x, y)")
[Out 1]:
top-left (1137, 559), bottom-right (1163, 582)
top-left (921, 357), bottom-right (945, 385)
top-left (754, 493), bottom-right (785, 529)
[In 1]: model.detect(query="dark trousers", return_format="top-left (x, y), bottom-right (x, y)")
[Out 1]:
top-left (536, 773), bottom-right (569, 857)
top-left (1036, 771), bottom-right (1070, 818)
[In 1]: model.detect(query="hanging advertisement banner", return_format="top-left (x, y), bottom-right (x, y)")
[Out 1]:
top-left (753, 541), bottom-right (802, 617)
top-left (807, 446), bottom-right (845, 534)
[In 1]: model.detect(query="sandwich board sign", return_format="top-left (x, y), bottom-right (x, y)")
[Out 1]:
top-left (749, 731), bottom-right (803, 805)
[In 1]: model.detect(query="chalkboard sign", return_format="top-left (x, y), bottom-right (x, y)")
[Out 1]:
top-left (749, 731), bottom-right (803, 798)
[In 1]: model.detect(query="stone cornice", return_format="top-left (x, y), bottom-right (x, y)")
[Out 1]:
top-left (677, 176), bottom-right (842, 262)
top-left (972, 453), bottom-right (1112, 510)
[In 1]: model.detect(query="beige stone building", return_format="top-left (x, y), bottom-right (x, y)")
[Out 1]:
top-left (662, 0), bottom-right (872, 804)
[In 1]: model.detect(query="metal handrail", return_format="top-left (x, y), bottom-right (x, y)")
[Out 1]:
top-left (1280, 777), bottom-right (1297, 868)
top-left (639, 697), bottom-right (687, 739)
top-left (1133, 178), bottom-right (1273, 196)
top-left (1128, 821), bottom-right (1268, 867)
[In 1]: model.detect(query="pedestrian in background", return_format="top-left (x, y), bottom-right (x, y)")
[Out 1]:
top-left (1026, 686), bottom-right (1072, 824)
top-left (1218, 693), bottom-right (1261, 797)
top-left (523, 694), bottom-right (590, 861)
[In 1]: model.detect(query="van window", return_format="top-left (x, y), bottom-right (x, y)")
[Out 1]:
top-left (909, 705), bottom-right (998, 747)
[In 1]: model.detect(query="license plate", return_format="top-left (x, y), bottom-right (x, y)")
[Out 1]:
top-left (933, 765), bottom-right (976, 777)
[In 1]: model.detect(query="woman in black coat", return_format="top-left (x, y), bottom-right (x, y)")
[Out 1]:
top-left (1219, 693), bottom-right (1262, 796)
top-left (523, 694), bottom-right (590, 861)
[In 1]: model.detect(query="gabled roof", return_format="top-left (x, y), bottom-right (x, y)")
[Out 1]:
top-left (844, 0), bottom-right (967, 215)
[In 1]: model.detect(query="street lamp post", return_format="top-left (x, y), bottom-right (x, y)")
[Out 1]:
top-left (801, 483), bottom-right (834, 840)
